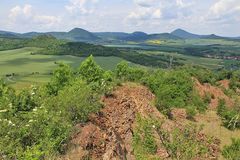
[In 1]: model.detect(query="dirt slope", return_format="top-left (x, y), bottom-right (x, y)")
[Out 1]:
top-left (61, 83), bottom-right (220, 160)
top-left (194, 79), bottom-right (234, 109)
top-left (61, 83), bottom-right (165, 160)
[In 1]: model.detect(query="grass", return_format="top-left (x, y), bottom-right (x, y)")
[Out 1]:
top-left (0, 47), bottom-right (126, 88)
top-left (195, 111), bottom-right (240, 149)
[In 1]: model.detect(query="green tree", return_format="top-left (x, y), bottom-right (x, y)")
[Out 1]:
top-left (78, 55), bottom-right (104, 84)
top-left (47, 63), bottom-right (73, 95)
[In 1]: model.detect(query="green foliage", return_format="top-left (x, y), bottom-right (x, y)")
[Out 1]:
top-left (0, 79), bottom-right (16, 111)
top-left (133, 115), bottom-right (159, 160)
top-left (217, 99), bottom-right (240, 130)
top-left (0, 61), bottom-right (102, 159)
top-left (78, 55), bottom-right (115, 93)
top-left (203, 92), bottom-right (212, 104)
top-left (47, 79), bottom-right (101, 123)
top-left (78, 55), bottom-right (104, 84)
top-left (222, 138), bottom-right (240, 160)
top-left (144, 70), bottom-right (203, 113)
top-left (156, 124), bottom-right (209, 160)
top-left (13, 90), bottom-right (36, 112)
top-left (182, 65), bottom-right (217, 84)
top-left (115, 61), bottom-right (130, 80)
top-left (47, 63), bottom-right (73, 95)
top-left (229, 70), bottom-right (240, 92)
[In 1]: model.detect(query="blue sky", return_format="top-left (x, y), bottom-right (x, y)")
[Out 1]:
top-left (0, 0), bottom-right (239, 36)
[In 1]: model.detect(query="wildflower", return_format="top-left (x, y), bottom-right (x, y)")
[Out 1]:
top-left (0, 109), bottom-right (7, 113)
top-left (8, 120), bottom-right (13, 126)
top-left (9, 103), bottom-right (13, 108)
top-left (152, 125), bottom-right (156, 129)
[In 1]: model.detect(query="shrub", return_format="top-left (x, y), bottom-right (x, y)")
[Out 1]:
top-left (47, 79), bottom-right (101, 123)
top-left (156, 124), bottom-right (210, 160)
top-left (217, 99), bottom-right (240, 130)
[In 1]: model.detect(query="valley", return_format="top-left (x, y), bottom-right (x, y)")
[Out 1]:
top-left (0, 28), bottom-right (239, 160)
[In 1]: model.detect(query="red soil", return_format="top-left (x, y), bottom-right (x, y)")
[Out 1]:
top-left (194, 79), bottom-right (234, 109)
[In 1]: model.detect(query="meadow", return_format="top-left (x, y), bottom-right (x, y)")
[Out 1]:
top-left (0, 47), bottom-right (125, 88)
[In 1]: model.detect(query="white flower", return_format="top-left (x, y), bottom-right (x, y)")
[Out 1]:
top-left (8, 120), bottom-right (13, 125)
top-left (33, 108), bottom-right (37, 112)
top-left (9, 103), bottom-right (13, 108)
top-left (0, 109), bottom-right (8, 113)
top-left (152, 125), bottom-right (156, 129)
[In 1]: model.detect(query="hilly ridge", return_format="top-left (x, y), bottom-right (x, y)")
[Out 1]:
top-left (1, 28), bottom-right (238, 42)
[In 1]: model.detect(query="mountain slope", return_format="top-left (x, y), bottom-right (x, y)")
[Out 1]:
top-left (61, 83), bottom-right (220, 160)
top-left (149, 33), bottom-right (182, 40)
top-left (65, 28), bottom-right (100, 41)
top-left (0, 30), bottom-right (21, 38)
top-left (94, 32), bottom-right (129, 40)
top-left (171, 28), bottom-right (200, 39)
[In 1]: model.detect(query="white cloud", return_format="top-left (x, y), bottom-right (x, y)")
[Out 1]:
top-left (65, 0), bottom-right (99, 14)
top-left (133, 0), bottom-right (158, 8)
top-left (206, 0), bottom-right (240, 23)
top-left (126, 0), bottom-right (194, 25)
top-left (8, 4), bottom-right (61, 29)
top-left (210, 0), bottom-right (240, 15)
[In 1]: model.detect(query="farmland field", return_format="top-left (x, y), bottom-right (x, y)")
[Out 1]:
top-left (0, 47), bottom-right (126, 88)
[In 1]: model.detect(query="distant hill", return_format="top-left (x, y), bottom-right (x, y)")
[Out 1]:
top-left (122, 32), bottom-right (148, 41)
top-left (14, 28), bottom-right (100, 42)
top-left (0, 30), bottom-right (21, 38)
top-left (94, 32), bottom-right (129, 40)
top-left (149, 33), bottom-right (181, 40)
top-left (65, 28), bottom-right (100, 42)
top-left (0, 28), bottom-right (237, 42)
top-left (171, 29), bottom-right (200, 39)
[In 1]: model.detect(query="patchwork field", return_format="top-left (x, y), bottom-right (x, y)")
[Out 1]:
top-left (138, 50), bottom-right (224, 69)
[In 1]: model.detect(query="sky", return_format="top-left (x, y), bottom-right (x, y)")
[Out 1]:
top-left (0, 0), bottom-right (240, 36)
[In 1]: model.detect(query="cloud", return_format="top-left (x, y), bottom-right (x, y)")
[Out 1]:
top-left (8, 4), bottom-right (61, 28)
top-left (65, 0), bottom-right (99, 14)
top-left (206, 0), bottom-right (240, 23)
top-left (126, 0), bottom-right (194, 25)
top-left (133, 0), bottom-right (158, 8)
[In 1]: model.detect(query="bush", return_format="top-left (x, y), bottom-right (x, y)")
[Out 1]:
top-left (229, 70), bottom-right (240, 92)
top-left (143, 70), bottom-right (196, 114)
top-left (156, 124), bottom-right (210, 160)
top-left (222, 138), bottom-right (240, 160)
top-left (47, 79), bottom-right (101, 123)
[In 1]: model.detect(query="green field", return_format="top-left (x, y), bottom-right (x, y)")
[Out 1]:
top-left (0, 47), bottom-right (126, 88)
